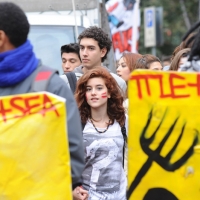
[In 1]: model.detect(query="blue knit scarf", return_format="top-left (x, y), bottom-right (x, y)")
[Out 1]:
top-left (0, 40), bottom-right (39, 87)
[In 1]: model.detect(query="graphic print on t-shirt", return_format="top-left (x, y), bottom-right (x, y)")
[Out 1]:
top-left (86, 138), bottom-right (119, 190)
top-left (82, 122), bottom-right (126, 200)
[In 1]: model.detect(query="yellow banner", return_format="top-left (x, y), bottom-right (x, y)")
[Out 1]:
top-left (0, 92), bottom-right (72, 200)
top-left (128, 70), bottom-right (200, 200)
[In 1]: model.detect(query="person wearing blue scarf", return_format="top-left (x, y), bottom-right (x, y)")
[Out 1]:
top-left (0, 2), bottom-right (86, 199)
top-left (0, 40), bottom-right (39, 87)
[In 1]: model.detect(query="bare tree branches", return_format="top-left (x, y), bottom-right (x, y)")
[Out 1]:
top-left (179, 0), bottom-right (191, 30)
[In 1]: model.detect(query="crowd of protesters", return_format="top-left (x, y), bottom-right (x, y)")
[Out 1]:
top-left (1, 1), bottom-right (200, 200)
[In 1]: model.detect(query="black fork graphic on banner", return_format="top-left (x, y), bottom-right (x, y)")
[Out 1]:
top-left (127, 109), bottom-right (199, 199)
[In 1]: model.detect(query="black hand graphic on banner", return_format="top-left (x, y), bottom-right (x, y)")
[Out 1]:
top-left (127, 109), bottom-right (198, 199)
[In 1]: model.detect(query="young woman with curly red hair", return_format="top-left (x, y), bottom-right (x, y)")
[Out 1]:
top-left (75, 67), bottom-right (127, 200)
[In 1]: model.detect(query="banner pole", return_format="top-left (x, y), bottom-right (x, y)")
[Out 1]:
top-left (71, 0), bottom-right (79, 42)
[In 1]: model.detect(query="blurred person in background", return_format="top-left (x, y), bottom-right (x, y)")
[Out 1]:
top-left (171, 32), bottom-right (196, 62)
top-left (61, 43), bottom-right (81, 73)
top-left (169, 48), bottom-right (190, 71)
top-left (162, 56), bottom-right (171, 67)
top-left (179, 21), bottom-right (200, 72)
top-left (117, 52), bottom-right (142, 113)
top-left (162, 56), bottom-right (171, 71)
top-left (135, 54), bottom-right (163, 71)
top-left (117, 52), bottom-right (142, 82)
top-left (165, 32), bottom-right (195, 71)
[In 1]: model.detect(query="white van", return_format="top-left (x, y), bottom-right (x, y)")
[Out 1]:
top-left (27, 12), bottom-right (91, 74)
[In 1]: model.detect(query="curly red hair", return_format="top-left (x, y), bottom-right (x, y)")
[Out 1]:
top-left (75, 67), bottom-right (125, 126)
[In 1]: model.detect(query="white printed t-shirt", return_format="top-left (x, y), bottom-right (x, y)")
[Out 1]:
top-left (82, 117), bottom-right (128, 200)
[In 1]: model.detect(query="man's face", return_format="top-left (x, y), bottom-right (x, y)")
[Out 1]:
top-left (0, 30), bottom-right (15, 53)
top-left (79, 38), bottom-right (107, 70)
top-left (61, 52), bottom-right (81, 73)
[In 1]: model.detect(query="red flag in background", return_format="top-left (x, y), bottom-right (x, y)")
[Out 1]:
top-left (106, 0), bottom-right (140, 60)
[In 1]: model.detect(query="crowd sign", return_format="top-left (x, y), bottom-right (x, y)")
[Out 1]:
top-left (128, 70), bottom-right (200, 199)
top-left (0, 92), bottom-right (72, 199)
top-left (106, 0), bottom-right (140, 60)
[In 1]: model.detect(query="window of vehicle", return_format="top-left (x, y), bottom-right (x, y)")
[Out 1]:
top-left (28, 25), bottom-right (84, 74)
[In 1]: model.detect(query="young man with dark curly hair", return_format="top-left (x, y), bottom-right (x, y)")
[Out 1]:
top-left (61, 43), bottom-right (81, 73)
top-left (60, 26), bottom-right (127, 94)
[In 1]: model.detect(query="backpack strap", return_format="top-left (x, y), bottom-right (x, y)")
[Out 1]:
top-left (66, 72), bottom-right (77, 94)
top-left (121, 124), bottom-right (127, 168)
top-left (31, 65), bottom-right (58, 92)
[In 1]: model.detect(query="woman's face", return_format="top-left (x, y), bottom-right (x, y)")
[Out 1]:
top-left (149, 62), bottom-right (163, 71)
top-left (178, 57), bottom-right (188, 70)
top-left (85, 77), bottom-right (110, 109)
top-left (117, 57), bottom-right (131, 81)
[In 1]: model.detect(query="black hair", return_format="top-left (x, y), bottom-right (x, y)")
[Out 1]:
top-left (60, 43), bottom-right (81, 61)
top-left (182, 21), bottom-right (200, 61)
top-left (0, 2), bottom-right (29, 47)
top-left (182, 21), bottom-right (200, 41)
top-left (78, 26), bottom-right (112, 62)
top-left (185, 33), bottom-right (196, 48)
